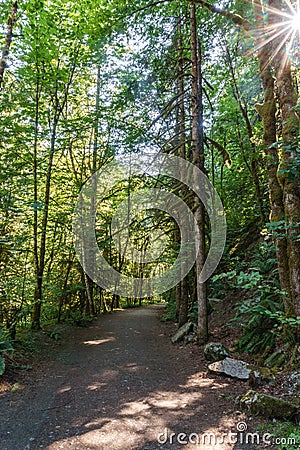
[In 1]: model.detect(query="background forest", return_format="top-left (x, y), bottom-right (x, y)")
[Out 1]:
top-left (0, 0), bottom-right (300, 373)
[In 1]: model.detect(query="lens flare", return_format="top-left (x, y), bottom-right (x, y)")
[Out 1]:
top-left (246, 0), bottom-right (300, 69)
top-left (291, 11), bottom-right (300, 31)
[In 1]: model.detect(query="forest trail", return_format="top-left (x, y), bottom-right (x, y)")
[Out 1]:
top-left (0, 305), bottom-right (254, 450)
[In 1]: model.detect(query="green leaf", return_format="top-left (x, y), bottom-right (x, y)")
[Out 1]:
top-left (0, 355), bottom-right (5, 376)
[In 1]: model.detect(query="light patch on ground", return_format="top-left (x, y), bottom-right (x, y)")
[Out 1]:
top-left (148, 389), bottom-right (202, 409)
top-left (180, 372), bottom-right (214, 388)
top-left (86, 382), bottom-right (107, 391)
top-left (83, 337), bottom-right (115, 345)
top-left (119, 400), bottom-right (151, 415)
top-left (57, 385), bottom-right (71, 394)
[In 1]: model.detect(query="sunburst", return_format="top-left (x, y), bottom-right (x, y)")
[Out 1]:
top-left (249, 0), bottom-right (300, 69)
top-left (291, 10), bottom-right (300, 30)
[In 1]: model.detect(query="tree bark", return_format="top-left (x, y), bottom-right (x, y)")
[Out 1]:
top-left (196, 0), bottom-right (300, 329)
top-left (255, 43), bottom-right (292, 308)
top-left (31, 118), bottom-right (59, 329)
top-left (269, 0), bottom-right (300, 320)
top-left (31, 56), bottom-right (77, 329)
top-left (174, 15), bottom-right (190, 327)
top-left (31, 68), bottom-right (42, 330)
top-left (0, 0), bottom-right (18, 89)
top-left (57, 258), bottom-right (73, 323)
top-left (190, 1), bottom-right (208, 343)
top-left (275, 86), bottom-right (300, 317)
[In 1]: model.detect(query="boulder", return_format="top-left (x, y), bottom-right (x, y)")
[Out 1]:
top-left (171, 322), bottom-right (193, 344)
top-left (208, 357), bottom-right (251, 380)
top-left (204, 342), bottom-right (229, 362)
top-left (239, 390), bottom-right (299, 420)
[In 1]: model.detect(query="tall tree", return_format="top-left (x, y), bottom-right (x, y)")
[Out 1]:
top-left (190, 1), bottom-right (208, 343)
top-left (193, 0), bottom-right (300, 334)
top-left (0, 0), bottom-right (17, 89)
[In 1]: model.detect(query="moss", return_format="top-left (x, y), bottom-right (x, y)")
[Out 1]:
top-left (240, 390), bottom-right (299, 420)
top-left (259, 367), bottom-right (276, 382)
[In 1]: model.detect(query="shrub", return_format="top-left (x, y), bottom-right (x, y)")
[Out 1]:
top-left (0, 329), bottom-right (14, 375)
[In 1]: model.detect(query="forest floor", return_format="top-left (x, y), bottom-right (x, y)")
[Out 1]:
top-left (0, 304), bottom-right (284, 450)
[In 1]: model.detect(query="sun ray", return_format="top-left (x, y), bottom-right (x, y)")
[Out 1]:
top-left (285, 0), bottom-right (299, 15)
top-left (252, 29), bottom-right (293, 72)
top-left (252, 23), bottom-right (294, 52)
top-left (291, 11), bottom-right (300, 29)
top-left (245, 0), bottom-right (300, 69)
top-left (268, 29), bottom-right (293, 69)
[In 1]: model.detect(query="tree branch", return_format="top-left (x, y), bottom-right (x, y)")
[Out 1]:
top-left (130, 0), bottom-right (250, 31)
top-left (193, 0), bottom-right (250, 29)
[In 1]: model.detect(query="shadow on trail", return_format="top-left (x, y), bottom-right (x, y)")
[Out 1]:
top-left (0, 305), bottom-right (254, 450)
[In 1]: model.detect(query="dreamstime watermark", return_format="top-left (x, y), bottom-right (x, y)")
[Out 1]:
top-left (157, 422), bottom-right (297, 446)
top-left (72, 154), bottom-right (226, 298)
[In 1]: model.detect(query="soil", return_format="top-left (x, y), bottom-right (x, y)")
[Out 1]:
top-left (0, 304), bottom-right (285, 450)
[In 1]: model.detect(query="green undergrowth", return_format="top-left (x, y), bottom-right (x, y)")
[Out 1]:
top-left (256, 420), bottom-right (300, 449)
top-left (160, 299), bottom-right (177, 322)
top-left (211, 240), bottom-right (300, 364)
top-left (0, 328), bottom-right (14, 375)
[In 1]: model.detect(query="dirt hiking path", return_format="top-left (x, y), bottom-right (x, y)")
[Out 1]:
top-left (0, 305), bottom-right (255, 450)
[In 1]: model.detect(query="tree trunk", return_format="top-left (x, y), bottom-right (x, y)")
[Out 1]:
top-left (31, 119), bottom-right (58, 329)
top-left (32, 277), bottom-right (42, 330)
top-left (274, 64), bottom-right (300, 317)
top-left (31, 70), bottom-right (42, 330)
top-left (178, 277), bottom-right (189, 327)
top-left (174, 15), bottom-right (190, 327)
top-left (190, 1), bottom-right (208, 343)
top-left (255, 44), bottom-right (292, 308)
top-left (196, 0), bottom-right (300, 327)
top-left (271, 0), bottom-right (300, 320)
top-left (0, 0), bottom-right (18, 89)
top-left (57, 258), bottom-right (73, 323)
top-left (31, 57), bottom-right (77, 329)
top-left (83, 271), bottom-right (94, 315)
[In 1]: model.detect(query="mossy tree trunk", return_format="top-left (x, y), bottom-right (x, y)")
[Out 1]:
top-left (197, 0), bottom-right (300, 329)
top-left (255, 45), bottom-right (292, 309)
top-left (190, 1), bottom-right (208, 343)
top-left (271, 0), bottom-right (300, 320)
top-left (252, 0), bottom-right (300, 325)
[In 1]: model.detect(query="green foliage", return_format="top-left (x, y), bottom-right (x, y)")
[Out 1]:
top-left (272, 136), bottom-right (300, 182)
top-left (231, 274), bottom-right (297, 354)
top-left (211, 270), bottom-right (237, 289)
top-left (265, 220), bottom-right (300, 242)
top-left (0, 329), bottom-right (14, 376)
top-left (161, 304), bottom-right (177, 322)
top-left (212, 242), bottom-right (298, 355)
top-left (160, 291), bottom-right (177, 322)
top-left (188, 303), bottom-right (198, 323)
top-left (0, 356), bottom-right (5, 376)
top-left (45, 329), bottom-right (61, 341)
top-left (257, 421), bottom-right (300, 450)
top-left (66, 311), bottom-right (95, 327)
top-left (0, 0), bottom-right (298, 360)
